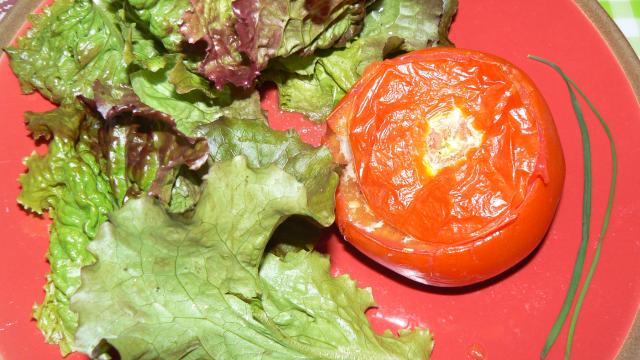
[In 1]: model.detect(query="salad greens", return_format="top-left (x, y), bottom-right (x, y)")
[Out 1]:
top-left (205, 118), bottom-right (338, 226)
top-left (126, 0), bottom-right (190, 50)
top-left (72, 157), bottom-right (431, 359)
top-left (181, 0), bottom-right (369, 88)
top-left (6, 0), bottom-right (456, 358)
top-left (82, 86), bottom-right (210, 204)
top-left (19, 104), bottom-right (116, 354)
top-left (6, 0), bottom-right (131, 103)
top-left (269, 0), bottom-right (458, 121)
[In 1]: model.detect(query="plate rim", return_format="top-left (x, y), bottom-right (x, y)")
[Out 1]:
top-left (0, 0), bottom-right (39, 49)
top-left (0, 0), bottom-right (638, 359)
top-left (573, 2), bottom-right (640, 358)
top-left (575, 0), bottom-right (640, 102)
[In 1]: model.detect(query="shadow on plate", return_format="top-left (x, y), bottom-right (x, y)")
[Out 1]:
top-left (318, 224), bottom-right (545, 296)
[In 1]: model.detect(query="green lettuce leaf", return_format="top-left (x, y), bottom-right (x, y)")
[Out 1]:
top-left (122, 21), bottom-right (166, 71)
top-left (125, 0), bottom-right (191, 51)
top-left (205, 118), bottom-right (338, 226)
top-left (130, 55), bottom-right (265, 137)
top-left (72, 156), bottom-right (431, 359)
top-left (167, 166), bottom-right (207, 214)
top-left (21, 94), bottom-right (212, 352)
top-left (4, 0), bottom-right (177, 104)
top-left (19, 104), bottom-right (116, 354)
top-left (260, 251), bottom-right (434, 359)
top-left (71, 157), bottom-right (320, 358)
top-left (167, 56), bottom-right (222, 97)
top-left (6, 0), bottom-right (130, 104)
top-left (21, 95), bottom-right (210, 352)
top-left (181, 0), bottom-right (367, 88)
top-left (281, 0), bottom-right (368, 55)
top-left (272, 0), bottom-right (458, 122)
top-left (130, 56), bottom-right (227, 137)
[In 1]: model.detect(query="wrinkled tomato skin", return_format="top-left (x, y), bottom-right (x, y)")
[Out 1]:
top-left (331, 48), bottom-right (565, 287)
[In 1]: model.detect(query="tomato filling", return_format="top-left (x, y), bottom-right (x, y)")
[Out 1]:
top-left (347, 54), bottom-right (548, 245)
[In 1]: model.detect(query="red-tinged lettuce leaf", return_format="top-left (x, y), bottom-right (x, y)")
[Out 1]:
top-left (180, 0), bottom-right (367, 89)
top-left (232, 0), bottom-right (286, 68)
top-left (180, 0), bottom-right (249, 88)
top-left (81, 86), bottom-right (209, 204)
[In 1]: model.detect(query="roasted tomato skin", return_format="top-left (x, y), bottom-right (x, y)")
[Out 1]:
top-left (329, 48), bottom-right (565, 287)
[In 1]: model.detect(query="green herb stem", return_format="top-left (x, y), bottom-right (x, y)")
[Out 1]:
top-left (563, 77), bottom-right (617, 360)
top-left (530, 55), bottom-right (593, 360)
top-left (528, 55), bottom-right (617, 359)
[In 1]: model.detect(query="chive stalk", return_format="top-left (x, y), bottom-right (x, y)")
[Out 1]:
top-left (532, 55), bottom-right (593, 359)
top-left (528, 55), bottom-right (617, 359)
top-left (562, 77), bottom-right (617, 360)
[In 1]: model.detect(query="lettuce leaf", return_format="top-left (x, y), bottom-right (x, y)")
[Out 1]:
top-left (205, 118), bottom-right (338, 226)
top-left (72, 156), bottom-right (432, 359)
top-left (19, 104), bottom-right (116, 354)
top-left (6, 0), bottom-right (130, 104)
top-left (82, 86), bottom-right (210, 204)
top-left (8, 1), bottom-right (445, 357)
top-left (21, 97), bottom-right (210, 352)
top-left (167, 167), bottom-right (206, 214)
top-left (236, 0), bottom-right (367, 60)
top-left (259, 251), bottom-right (434, 359)
top-left (71, 157), bottom-right (322, 357)
top-left (125, 0), bottom-right (191, 51)
top-left (130, 55), bottom-right (266, 137)
top-left (181, 0), bottom-right (367, 89)
top-left (272, 0), bottom-right (458, 122)
top-left (130, 56), bottom-right (228, 136)
top-left (5, 0), bottom-right (181, 105)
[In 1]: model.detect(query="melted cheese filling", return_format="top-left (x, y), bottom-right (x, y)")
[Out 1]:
top-left (423, 107), bottom-right (484, 176)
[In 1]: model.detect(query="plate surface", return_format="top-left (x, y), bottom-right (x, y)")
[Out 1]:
top-left (1, 0), bottom-right (639, 359)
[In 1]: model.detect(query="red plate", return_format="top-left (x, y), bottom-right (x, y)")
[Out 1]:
top-left (1, 1), bottom-right (639, 359)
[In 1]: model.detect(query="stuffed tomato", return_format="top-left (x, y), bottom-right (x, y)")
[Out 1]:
top-left (326, 48), bottom-right (565, 286)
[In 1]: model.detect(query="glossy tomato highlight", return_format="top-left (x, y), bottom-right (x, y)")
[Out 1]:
top-left (327, 48), bottom-right (565, 287)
